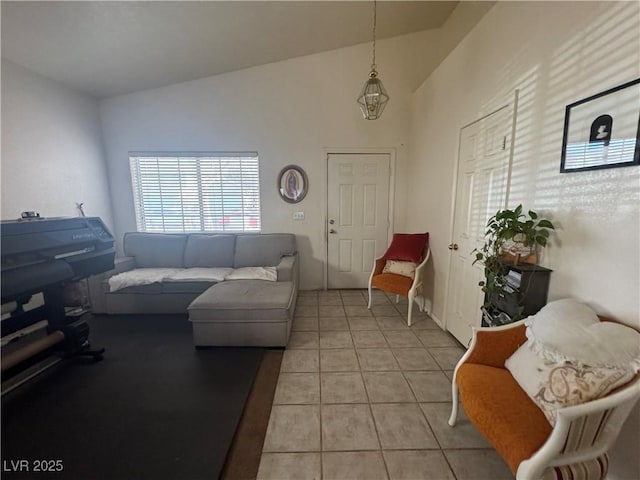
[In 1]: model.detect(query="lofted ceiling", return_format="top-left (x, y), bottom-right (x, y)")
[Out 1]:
top-left (1, 1), bottom-right (460, 99)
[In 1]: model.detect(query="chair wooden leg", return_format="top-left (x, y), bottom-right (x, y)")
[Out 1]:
top-left (367, 284), bottom-right (373, 309)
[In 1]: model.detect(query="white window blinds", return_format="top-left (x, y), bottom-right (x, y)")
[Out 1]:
top-left (129, 153), bottom-right (261, 233)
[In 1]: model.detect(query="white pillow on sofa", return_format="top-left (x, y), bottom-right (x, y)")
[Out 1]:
top-left (525, 298), bottom-right (640, 370)
top-left (108, 268), bottom-right (181, 292)
top-left (164, 268), bottom-right (232, 283)
top-left (225, 267), bottom-right (277, 282)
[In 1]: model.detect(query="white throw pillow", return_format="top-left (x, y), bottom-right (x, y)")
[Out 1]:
top-left (164, 268), bottom-right (232, 283)
top-left (505, 344), bottom-right (633, 425)
top-left (108, 268), bottom-right (181, 292)
top-left (525, 298), bottom-right (640, 371)
top-left (225, 266), bottom-right (277, 282)
top-left (382, 260), bottom-right (416, 279)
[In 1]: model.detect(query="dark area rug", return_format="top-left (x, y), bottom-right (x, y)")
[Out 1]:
top-left (1, 314), bottom-right (264, 480)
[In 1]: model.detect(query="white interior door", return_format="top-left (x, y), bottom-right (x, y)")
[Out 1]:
top-left (327, 153), bottom-right (390, 289)
top-left (445, 104), bottom-right (514, 346)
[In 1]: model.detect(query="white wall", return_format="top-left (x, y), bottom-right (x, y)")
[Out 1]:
top-left (1, 59), bottom-right (114, 227)
top-left (99, 29), bottom-right (441, 289)
top-left (408, 1), bottom-right (640, 329)
top-left (407, 2), bottom-right (639, 479)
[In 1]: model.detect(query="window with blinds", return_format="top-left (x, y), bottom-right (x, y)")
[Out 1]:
top-left (129, 153), bottom-right (261, 233)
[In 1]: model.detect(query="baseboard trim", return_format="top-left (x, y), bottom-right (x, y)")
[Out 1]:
top-left (429, 312), bottom-right (445, 330)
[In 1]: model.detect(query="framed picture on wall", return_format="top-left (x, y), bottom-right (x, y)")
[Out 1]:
top-left (560, 78), bottom-right (640, 173)
top-left (277, 165), bottom-right (308, 203)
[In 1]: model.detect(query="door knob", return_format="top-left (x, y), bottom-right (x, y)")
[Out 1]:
top-left (448, 243), bottom-right (459, 251)
top-left (329, 229), bottom-right (337, 234)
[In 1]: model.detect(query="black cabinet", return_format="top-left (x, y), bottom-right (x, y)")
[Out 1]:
top-left (482, 261), bottom-right (552, 327)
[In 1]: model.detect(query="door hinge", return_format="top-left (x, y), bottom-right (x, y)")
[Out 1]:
top-left (502, 136), bottom-right (507, 150)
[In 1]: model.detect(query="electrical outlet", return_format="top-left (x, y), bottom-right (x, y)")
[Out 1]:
top-left (293, 211), bottom-right (305, 220)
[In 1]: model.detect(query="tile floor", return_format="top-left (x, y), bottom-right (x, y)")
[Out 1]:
top-left (257, 289), bottom-right (515, 480)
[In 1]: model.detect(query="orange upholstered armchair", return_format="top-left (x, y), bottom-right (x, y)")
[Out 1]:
top-left (367, 233), bottom-right (430, 326)
top-left (449, 315), bottom-right (640, 480)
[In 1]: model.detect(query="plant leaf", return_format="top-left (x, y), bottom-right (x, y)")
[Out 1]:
top-left (537, 219), bottom-right (554, 229)
top-left (528, 210), bottom-right (538, 219)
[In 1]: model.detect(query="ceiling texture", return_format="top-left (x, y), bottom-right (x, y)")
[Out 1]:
top-left (1, 1), bottom-right (459, 98)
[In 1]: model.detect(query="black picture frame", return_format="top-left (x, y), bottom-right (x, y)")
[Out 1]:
top-left (560, 78), bottom-right (640, 173)
top-left (277, 165), bottom-right (308, 203)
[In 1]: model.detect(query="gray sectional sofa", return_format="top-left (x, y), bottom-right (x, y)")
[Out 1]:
top-left (87, 232), bottom-right (298, 346)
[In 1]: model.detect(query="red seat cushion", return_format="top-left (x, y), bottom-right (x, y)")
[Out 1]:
top-left (457, 363), bottom-right (552, 474)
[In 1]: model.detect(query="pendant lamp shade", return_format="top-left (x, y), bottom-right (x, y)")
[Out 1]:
top-left (357, 0), bottom-right (389, 120)
top-left (357, 70), bottom-right (389, 120)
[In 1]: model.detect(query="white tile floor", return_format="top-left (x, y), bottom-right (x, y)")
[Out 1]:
top-left (257, 289), bottom-right (515, 480)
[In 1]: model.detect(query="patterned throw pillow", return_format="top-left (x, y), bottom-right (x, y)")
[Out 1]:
top-left (382, 260), bottom-right (417, 280)
top-left (505, 344), bottom-right (634, 425)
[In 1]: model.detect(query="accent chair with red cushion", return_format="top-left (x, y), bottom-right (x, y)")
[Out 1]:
top-left (367, 232), bottom-right (430, 326)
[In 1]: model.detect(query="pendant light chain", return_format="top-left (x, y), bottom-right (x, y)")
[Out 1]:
top-left (371, 0), bottom-right (377, 71)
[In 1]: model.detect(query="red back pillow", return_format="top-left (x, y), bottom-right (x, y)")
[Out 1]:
top-left (383, 233), bottom-right (429, 263)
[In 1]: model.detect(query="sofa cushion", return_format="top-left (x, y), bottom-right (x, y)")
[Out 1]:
top-left (161, 281), bottom-right (217, 294)
top-left (112, 284), bottom-right (164, 294)
top-left (234, 234), bottom-right (296, 268)
top-left (457, 363), bottom-right (552, 474)
top-left (124, 233), bottom-right (187, 268)
top-left (188, 280), bottom-right (294, 322)
top-left (183, 234), bottom-right (235, 268)
top-left (109, 283), bottom-right (216, 295)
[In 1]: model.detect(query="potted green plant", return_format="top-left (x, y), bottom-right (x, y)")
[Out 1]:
top-left (473, 204), bottom-right (555, 321)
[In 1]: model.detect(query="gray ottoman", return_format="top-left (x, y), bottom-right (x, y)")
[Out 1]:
top-left (188, 279), bottom-right (296, 347)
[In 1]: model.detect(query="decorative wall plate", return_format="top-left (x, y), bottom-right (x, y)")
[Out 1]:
top-left (277, 165), bottom-right (308, 203)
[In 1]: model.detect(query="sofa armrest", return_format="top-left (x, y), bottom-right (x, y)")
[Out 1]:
top-left (87, 256), bottom-right (137, 313)
top-left (462, 321), bottom-right (527, 369)
top-left (111, 256), bottom-right (137, 273)
top-left (276, 255), bottom-right (298, 282)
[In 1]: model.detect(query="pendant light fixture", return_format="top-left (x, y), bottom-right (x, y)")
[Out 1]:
top-left (357, 0), bottom-right (389, 120)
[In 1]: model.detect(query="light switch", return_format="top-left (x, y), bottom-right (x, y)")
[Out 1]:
top-left (293, 211), bottom-right (305, 220)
